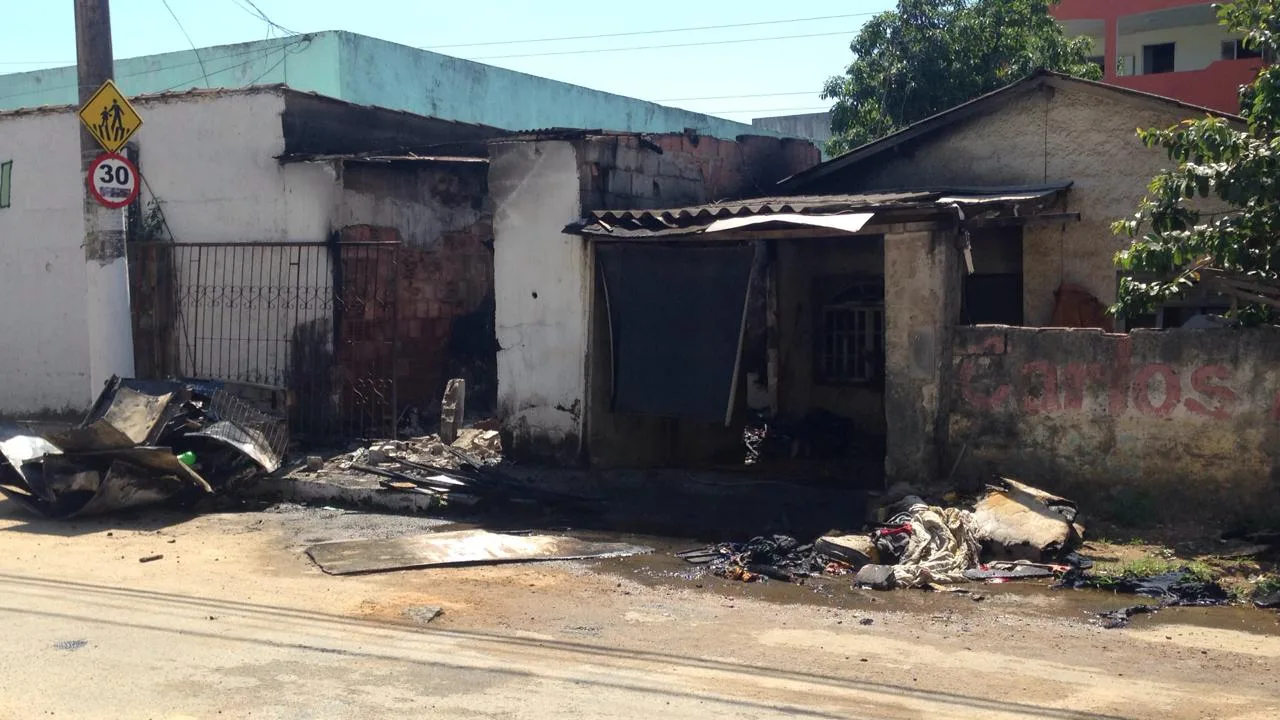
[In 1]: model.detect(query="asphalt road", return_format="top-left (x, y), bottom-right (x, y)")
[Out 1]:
top-left (0, 501), bottom-right (1278, 720)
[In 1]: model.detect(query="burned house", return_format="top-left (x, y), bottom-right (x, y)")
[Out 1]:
top-left (492, 70), bottom-right (1280, 523)
top-left (0, 86), bottom-right (506, 437)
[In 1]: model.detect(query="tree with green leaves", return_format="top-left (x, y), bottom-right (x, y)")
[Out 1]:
top-left (1113, 1), bottom-right (1278, 324)
top-left (822, 0), bottom-right (1100, 155)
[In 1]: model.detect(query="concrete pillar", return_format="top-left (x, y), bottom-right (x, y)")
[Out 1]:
top-left (86, 249), bottom-right (135, 396)
top-left (488, 140), bottom-right (589, 462)
top-left (1104, 16), bottom-right (1118, 82)
top-left (883, 230), bottom-right (961, 485)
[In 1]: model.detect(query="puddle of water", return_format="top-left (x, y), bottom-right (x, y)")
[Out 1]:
top-left (389, 520), bottom-right (1280, 636)
top-left (566, 530), bottom-right (1280, 636)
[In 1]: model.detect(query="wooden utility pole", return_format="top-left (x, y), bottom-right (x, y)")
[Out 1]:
top-left (75, 0), bottom-right (135, 395)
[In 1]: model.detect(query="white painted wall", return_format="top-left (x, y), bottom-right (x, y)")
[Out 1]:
top-left (1117, 23), bottom-right (1238, 74)
top-left (136, 92), bottom-right (336, 243)
top-left (134, 92), bottom-right (337, 391)
top-left (0, 90), bottom-right (340, 415)
top-left (489, 141), bottom-right (588, 458)
top-left (0, 111), bottom-right (92, 414)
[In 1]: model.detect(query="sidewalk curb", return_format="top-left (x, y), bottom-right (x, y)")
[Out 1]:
top-left (250, 476), bottom-right (438, 514)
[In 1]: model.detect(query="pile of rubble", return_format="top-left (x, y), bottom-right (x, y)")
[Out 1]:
top-left (313, 424), bottom-right (587, 507)
top-left (680, 477), bottom-right (1088, 588)
top-left (0, 377), bottom-right (286, 518)
top-left (324, 427), bottom-right (503, 474)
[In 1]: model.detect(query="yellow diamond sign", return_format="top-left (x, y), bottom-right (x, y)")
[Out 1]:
top-left (78, 79), bottom-right (143, 154)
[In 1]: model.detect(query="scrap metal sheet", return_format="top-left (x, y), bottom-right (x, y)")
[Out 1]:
top-left (0, 435), bottom-right (62, 485)
top-left (306, 529), bottom-right (651, 576)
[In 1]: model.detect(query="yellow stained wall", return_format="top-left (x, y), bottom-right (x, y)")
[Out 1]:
top-left (836, 82), bottom-right (1215, 326)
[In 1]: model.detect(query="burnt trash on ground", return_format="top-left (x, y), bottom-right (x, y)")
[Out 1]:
top-left (1056, 567), bottom-right (1233, 628)
top-left (677, 534), bottom-right (826, 583)
top-left (0, 376), bottom-right (286, 518)
top-left (313, 424), bottom-right (592, 508)
top-left (675, 476), bottom-right (1092, 590)
top-left (1097, 604), bottom-right (1158, 629)
top-left (1254, 589), bottom-right (1280, 609)
top-left (1057, 568), bottom-right (1231, 606)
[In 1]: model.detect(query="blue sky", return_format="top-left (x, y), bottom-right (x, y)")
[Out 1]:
top-left (0, 0), bottom-right (895, 121)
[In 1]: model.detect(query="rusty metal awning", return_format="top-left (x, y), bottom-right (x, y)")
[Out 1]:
top-left (566, 183), bottom-right (1072, 239)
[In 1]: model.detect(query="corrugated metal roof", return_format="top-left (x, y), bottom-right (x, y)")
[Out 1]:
top-left (592, 191), bottom-right (933, 224)
top-left (570, 183), bottom-right (1071, 238)
top-left (278, 153), bottom-right (489, 164)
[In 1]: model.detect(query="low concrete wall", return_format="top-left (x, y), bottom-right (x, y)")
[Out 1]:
top-left (949, 326), bottom-right (1280, 524)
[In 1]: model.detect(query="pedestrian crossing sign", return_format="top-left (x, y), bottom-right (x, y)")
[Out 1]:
top-left (78, 79), bottom-right (143, 154)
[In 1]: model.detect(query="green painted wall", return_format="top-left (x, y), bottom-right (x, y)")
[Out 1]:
top-left (0, 31), bottom-right (772, 140)
top-left (0, 34), bottom-right (339, 110)
top-left (333, 32), bottom-right (767, 139)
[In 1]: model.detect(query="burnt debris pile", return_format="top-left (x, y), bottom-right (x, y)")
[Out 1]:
top-left (0, 377), bottom-right (286, 518)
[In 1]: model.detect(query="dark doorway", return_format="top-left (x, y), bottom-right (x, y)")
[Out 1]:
top-left (962, 227), bottom-right (1024, 326)
top-left (1143, 42), bottom-right (1176, 74)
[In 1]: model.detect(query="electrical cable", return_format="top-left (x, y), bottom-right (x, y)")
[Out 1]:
top-left (468, 30), bottom-right (860, 60)
top-left (653, 90), bottom-right (822, 102)
top-left (0, 36), bottom-right (311, 103)
top-left (229, 0), bottom-right (300, 36)
top-left (426, 12), bottom-right (879, 49)
top-left (160, 0), bottom-right (211, 88)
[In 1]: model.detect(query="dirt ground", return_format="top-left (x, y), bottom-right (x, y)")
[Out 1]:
top-left (1, 498), bottom-right (1277, 720)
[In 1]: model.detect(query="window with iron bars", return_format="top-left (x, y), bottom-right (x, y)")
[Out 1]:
top-left (816, 280), bottom-right (885, 384)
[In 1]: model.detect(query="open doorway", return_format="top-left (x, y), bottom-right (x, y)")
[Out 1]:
top-left (755, 235), bottom-right (887, 486)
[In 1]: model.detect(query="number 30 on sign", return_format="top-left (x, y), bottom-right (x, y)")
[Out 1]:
top-left (87, 153), bottom-right (140, 209)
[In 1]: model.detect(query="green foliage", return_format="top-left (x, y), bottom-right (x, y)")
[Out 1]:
top-left (1113, 1), bottom-right (1280, 322)
top-left (1254, 574), bottom-right (1280, 597)
top-left (823, 0), bottom-right (1101, 155)
top-left (1101, 557), bottom-right (1217, 582)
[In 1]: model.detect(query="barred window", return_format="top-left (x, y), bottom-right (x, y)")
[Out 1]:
top-left (0, 161), bottom-right (11, 209)
top-left (817, 280), bottom-right (884, 384)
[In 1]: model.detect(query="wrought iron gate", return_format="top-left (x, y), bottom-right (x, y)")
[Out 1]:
top-left (128, 240), bottom-right (400, 441)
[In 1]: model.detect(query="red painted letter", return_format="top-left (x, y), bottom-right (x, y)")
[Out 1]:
top-left (959, 358), bottom-right (1011, 411)
top-left (1109, 336), bottom-right (1132, 415)
top-left (1185, 365), bottom-right (1238, 420)
top-left (1133, 364), bottom-right (1181, 417)
top-left (1061, 363), bottom-right (1106, 411)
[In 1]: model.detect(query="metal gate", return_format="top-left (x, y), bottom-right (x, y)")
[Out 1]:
top-left (128, 240), bottom-right (400, 441)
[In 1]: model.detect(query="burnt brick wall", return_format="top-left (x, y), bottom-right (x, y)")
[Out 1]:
top-left (578, 133), bottom-right (819, 212)
top-left (338, 161), bottom-right (495, 427)
top-left (576, 132), bottom-right (820, 467)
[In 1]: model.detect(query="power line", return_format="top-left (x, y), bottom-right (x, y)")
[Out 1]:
top-left (240, 39), bottom-right (308, 88)
top-left (426, 12), bottom-right (879, 49)
top-left (469, 30), bottom-right (860, 60)
top-left (0, 36), bottom-right (311, 104)
top-left (229, 0), bottom-right (300, 36)
top-left (157, 37), bottom-right (307, 92)
top-left (160, 0), bottom-right (210, 88)
top-left (706, 105), bottom-right (832, 115)
top-left (654, 90), bottom-right (822, 102)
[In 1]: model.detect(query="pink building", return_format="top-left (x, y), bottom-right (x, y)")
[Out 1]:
top-left (1053, 0), bottom-right (1264, 113)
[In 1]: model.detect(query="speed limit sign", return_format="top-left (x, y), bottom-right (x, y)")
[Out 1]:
top-left (87, 152), bottom-right (140, 209)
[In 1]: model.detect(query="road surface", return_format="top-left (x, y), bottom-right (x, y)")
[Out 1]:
top-left (0, 501), bottom-right (1277, 719)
